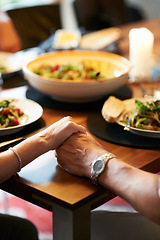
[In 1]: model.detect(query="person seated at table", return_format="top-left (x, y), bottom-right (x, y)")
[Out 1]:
top-left (56, 130), bottom-right (160, 240)
top-left (0, 10), bottom-right (21, 52)
top-left (0, 116), bottom-right (85, 240)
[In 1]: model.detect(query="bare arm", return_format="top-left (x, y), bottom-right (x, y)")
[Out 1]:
top-left (56, 132), bottom-right (160, 224)
top-left (0, 116), bottom-right (85, 183)
top-left (99, 157), bottom-right (160, 224)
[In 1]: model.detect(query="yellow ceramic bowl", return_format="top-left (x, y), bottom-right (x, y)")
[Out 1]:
top-left (23, 50), bottom-right (131, 103)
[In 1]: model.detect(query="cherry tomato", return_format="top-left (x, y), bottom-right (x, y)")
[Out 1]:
top-left (2, 108), bottom-right (10, 116)
top-left (12, 119), bottom-right (20, 126)
top-left (51, 65), bottom-right (60, 72)
top-left (15, 108), bottom-right (22, 115)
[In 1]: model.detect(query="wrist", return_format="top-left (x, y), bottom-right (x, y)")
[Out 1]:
top-left (91, 152), bottom-right (116, 185)
top-left (13, 133), bottom-right (49, 167)
top-left (98, 156), bottom-right (120, 188)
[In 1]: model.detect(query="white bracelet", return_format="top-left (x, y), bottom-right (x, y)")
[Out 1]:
top-left (9, 147), bottom-right (22, 172)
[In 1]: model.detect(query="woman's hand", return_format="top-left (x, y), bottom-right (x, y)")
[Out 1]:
top-left (2, 116), bottom-right (86, 180)
top-left (56, 131), bottom-right (107, 178)
top-left (37, 116), bottom-right (86, 151)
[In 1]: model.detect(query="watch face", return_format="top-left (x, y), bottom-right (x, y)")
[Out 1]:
top-left (93, 159), bottom-right (104, 172)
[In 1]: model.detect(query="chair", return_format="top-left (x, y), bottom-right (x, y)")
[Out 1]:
top-left (5, 1), bottom-right (145, 50)
top-left (5, 3), bottom-right (62, 50)
top-left (74, 0), bottom-right (145, 31)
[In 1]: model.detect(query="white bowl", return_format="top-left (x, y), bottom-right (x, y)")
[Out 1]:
top-left (23, 50), bottom-right (131, 103)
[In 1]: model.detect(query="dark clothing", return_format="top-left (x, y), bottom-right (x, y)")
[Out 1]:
top-left (0, 214), bottom-right (39, 240)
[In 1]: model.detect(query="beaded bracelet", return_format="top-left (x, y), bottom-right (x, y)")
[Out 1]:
top-left (9, 147), bottom-right (22, 172)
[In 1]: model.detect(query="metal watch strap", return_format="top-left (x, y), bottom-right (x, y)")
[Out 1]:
top-left (91, 153), bottom-right (116, 185)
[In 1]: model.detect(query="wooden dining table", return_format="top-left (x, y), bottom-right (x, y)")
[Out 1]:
top-left (1, 18), bottom-right (160, 240)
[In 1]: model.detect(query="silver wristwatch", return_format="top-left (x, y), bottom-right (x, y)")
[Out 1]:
top-left (91, 153), bottom-right (116, 185)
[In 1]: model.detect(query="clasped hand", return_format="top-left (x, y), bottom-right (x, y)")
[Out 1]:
top-left (55, 124), bottom-right (107, 179)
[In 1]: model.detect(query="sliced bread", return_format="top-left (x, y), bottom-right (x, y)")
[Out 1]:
top-left (102, 96), bottom-right (126, 123)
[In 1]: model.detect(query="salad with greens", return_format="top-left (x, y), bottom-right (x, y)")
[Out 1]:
top-left (0, 100), bottom-right (24, 128)
top-left (0, 64), bottom-right (6, 72)
top-left (32, 62), bottom-right (106, 81)
top-left (124, 99), bottom-right (160, 131)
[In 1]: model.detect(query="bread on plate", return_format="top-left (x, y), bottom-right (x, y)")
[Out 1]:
top-left (102, 96), bottom-right (126, 123)
top-left (79, 27), bottom-right (121, 50)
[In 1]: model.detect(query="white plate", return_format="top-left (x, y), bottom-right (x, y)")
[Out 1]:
top-left (0, 52), bottom-right (22, 79)
top-left (0, 98), bottom-right (43, 136)
top-left (116, 97), bottom-right (160, 138)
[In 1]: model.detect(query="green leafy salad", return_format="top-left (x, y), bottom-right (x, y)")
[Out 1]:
top-left (0, 64), bottom-right (6, 72)
top-left (124, 99), bottom-right (160, 131)
top-left (32, 62), bottom-right (106, 81)
top-left (0, 100), bottom-right (24, 128)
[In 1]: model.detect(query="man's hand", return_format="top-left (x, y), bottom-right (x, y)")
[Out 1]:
top-left (56, 131), bottom-right (107, 178)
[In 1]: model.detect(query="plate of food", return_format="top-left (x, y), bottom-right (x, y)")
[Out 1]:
top-left (0, 98), bottom-right (43, 136)
top-left (102, 96), bottom-right (160, 138)
top-left (0, 52), bottom-right (22, 79)
top-left (23, 50), bottom-right (131, 103)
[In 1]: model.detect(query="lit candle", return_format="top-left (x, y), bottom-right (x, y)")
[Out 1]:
top-left (129, 27), bottom-right (154, 82)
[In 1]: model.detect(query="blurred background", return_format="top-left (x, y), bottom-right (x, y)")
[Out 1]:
top-left (1, 0), bottom-right (159, 51)
top-left (0, 0), bottom-right (160, 20)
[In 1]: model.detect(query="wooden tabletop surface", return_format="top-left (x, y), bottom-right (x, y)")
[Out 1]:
top-left (1, 18), bottom-right (160, 212)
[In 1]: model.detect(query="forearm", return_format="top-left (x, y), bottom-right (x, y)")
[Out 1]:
top-left (99, 157), bottom-right (160, 224)
top-left (0, 133), bottom-right (48, 183)
top-left (0, 117), bottom-right (85, 183)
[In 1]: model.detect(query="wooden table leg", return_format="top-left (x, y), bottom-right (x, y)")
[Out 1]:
top-left (52, 203), bottom-right (91, 240)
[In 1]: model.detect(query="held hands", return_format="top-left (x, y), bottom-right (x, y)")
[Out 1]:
top-left (37, 116), bottom-right (86, 151)
top-left (56, 131), bottom-right (107, 179)
top-left (26, 116), bottom-right (106, 180)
